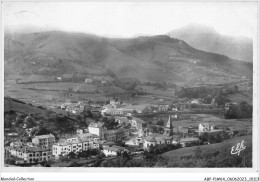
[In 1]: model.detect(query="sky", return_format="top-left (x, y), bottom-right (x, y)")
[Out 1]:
top-left (3, 2), bottom-right (258, 38)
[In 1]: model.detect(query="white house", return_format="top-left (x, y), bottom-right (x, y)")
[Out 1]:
top-left (102, 146), bottom-right (128, 157)
top-left (198, 123), bottom-right (211, 131)
top-left (88, 122), bottom-right (107, 140)
top-left (85, 78), bottom-right (93, 83)
top-left (190, 99), bottom-right (201, 104)
top-left (52, 135), bottom-right (99, 158)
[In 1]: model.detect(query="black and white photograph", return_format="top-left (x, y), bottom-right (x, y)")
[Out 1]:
top-left (1, 1), bottom-right (259, 181)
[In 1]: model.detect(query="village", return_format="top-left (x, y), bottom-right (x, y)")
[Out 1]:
top-left (4, 95), bottom-right (248, 167)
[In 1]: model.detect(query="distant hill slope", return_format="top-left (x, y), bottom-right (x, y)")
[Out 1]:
top-left (168, 24), bottom-right (253, 62)
top-left (162, 135), bottom-right (252, 167)
top-left (4, 30), bottom-right (252, 85)
top-left (4, 97), bottom-right (78, 134)
top-left (4, 97), bottom-right (48, 118)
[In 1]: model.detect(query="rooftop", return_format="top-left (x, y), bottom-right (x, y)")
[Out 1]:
top-left (88, 122), bottom-right (105, 128)
top-left (33, 134), bottom-right (55, 139)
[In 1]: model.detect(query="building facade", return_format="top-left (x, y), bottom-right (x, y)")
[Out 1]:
top-left (52, 134), bottom-right (99, 158)
top-left (7, 146), bottom-right (51, 164)
top-left (32, 134), bottom-right (55, 148)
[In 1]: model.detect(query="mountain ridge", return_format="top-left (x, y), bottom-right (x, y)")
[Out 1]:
top-left (4, 30), bottom-right (253, 86)
top-left (168, 23), bottom-right (253, 62)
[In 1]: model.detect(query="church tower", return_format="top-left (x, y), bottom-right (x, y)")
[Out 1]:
top-left (164, 115), bottom-right (173, 136)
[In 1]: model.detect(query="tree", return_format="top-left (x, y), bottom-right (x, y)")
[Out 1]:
top-left (68, 152), bottom-right (76, 159)
top-left (156, 120), bottom-right (164, 126)
top-left (5, 158), bottom-right (15, 165)
top-left (224, 105), bottom-right (241, 119)
top-left (40, 160), bottom-right (51, 167)
top-left (76, 115), bottom-right (82, 122)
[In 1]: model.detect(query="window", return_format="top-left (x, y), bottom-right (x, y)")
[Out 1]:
top-left (29, 154), bottom-right (32, 157)
top-left (43, 153), bottom-right (47, 156)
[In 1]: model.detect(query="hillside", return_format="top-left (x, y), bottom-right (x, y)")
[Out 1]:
top-left (4, 97), bottom-right (78, 135)
top-left (161, 135), bottom-right (252, 167)
top-left (4, 97), bottom-right (49, 118)
top-left (168, 24), bottom-right (253, 62)
top-left (4, 31), bottom-right (253, 86)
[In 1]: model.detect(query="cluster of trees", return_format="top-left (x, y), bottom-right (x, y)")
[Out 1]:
top-left (4, 112), bottom-right (37, 129)
top-left (198, 132), bottom-right (230, 144)
top-left (59, 149), bottom-right (101, 162)
top-left (113, 78), bottom-right (140, 91)
top-left (4, 158), bottom-right (16, 165)
top-left (100, 117), bottom-right (119, 130)
top-left (224, 101), bottom-right (253, 119)
top-left (146, 144), bottom-right (182, 156)
top-left (156, 120), bottom-right (165, 126)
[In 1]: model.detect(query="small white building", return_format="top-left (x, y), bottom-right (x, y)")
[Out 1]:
top-left (198, 123), bottom-right (211, 132)
top-left (88, 122), bottom-right (107, 140)
top-left (85, 78), bottom-right (93, 83)
top-left (102, 146), bottom-right (128, 157)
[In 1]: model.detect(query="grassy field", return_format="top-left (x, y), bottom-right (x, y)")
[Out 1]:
top-left (4, 97), bottom-right (49, 118)
top-left (160, 135), bottom-right (252, 167)
top-left (140, 86), bottom-right (175, 97)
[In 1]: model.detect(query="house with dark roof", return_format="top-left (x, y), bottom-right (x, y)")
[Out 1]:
top-left (143, 133), bottom-right (173, 149)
